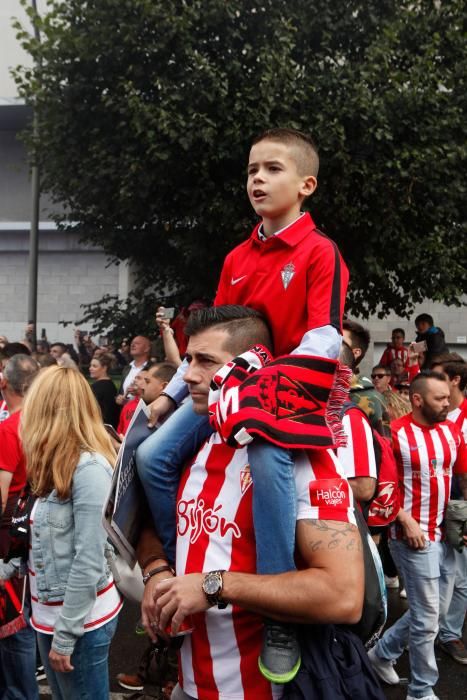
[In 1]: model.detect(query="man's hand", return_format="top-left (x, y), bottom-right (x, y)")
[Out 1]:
top-left (115, 394), bottom-right (126, 406)
top-left (399, 511), bottom-right (426, 549)
top-left (49, 649), bottom-right (74, 673)
top-left (154, 574), bottom-right (210, 635)
top-left (141, 569), bottom-right (174, 642)
top-left (147, 394), bottom-right (174, 428)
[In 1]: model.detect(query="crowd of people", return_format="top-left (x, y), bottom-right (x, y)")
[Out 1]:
top-left (0, 128), bottom-right (465, 700)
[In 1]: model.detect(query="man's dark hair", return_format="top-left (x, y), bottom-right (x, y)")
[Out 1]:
top-left (392, 328), bottom-right (405, 338)
top-left (3, 354), bottom-right (39, 395)
top-left (342, 319), bottom-right (370, 365)
top-left (50, 342), bottom-right (67, 352)
top-left (339, 340), bottom-right (355, 371)
top-left (414, 313), bottom-right (434, 328)
top-left (150, 362), bottom-right (178, 384)
top-left (438, 361), bottom-right (467, 393)
top-left (186, 305), bottom-right (272, 356)
top-left (372, 364), bottom-right (390, 375)
top-left (251, 127), bottom-right (319, 178)
top-left (431, 351), bottom-right (465, 366)
top-left (0, 342), bottom-right (32, 358)
top-left (409, 370), bottom-right (448, 400)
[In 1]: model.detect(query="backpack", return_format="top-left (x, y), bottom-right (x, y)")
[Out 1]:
top-left (342, 403), bottom-right (400, 528)
top-left (348, 506), bottom-right (387, 647)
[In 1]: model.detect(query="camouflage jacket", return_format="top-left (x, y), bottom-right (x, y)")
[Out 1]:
top-left (349, 374), bottom-right (391, 438)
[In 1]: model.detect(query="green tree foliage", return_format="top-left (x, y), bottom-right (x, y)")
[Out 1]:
top-left (14, 0), bottom-right (466, 337)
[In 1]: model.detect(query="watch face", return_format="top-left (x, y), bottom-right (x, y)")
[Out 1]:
top-left (204, 575), bottom-right (220, 595)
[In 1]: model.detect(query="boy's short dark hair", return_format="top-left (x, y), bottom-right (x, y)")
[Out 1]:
top-left (415, 313), bottom-right (434, 328)
top-left (252, 127), bottom-right (319, 178)
top-left (392, 328), bottom-right (405, 338)
top-left (342, 319), bottom-right (370, 366)
top-left (186, 305), bottom-right (272, 357)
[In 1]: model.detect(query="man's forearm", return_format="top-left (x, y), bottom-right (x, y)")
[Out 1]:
top-left (221, 567), bottom-right (362, 625)
top-left (222, 518), bottom-right (363, 625)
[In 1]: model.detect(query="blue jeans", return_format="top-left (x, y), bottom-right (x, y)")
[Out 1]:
top-left (136, 399), bottom-right (213, 564)
top-left (375, 539), bottom-right (455, 698)
top-left (136, 400), bottom-right (297, 574)
top-left (37, 615), bottom-right (118, 700)
top-left (0, 605), bottom-right (38, 700)
top-left (439, 545), bottom-right (467, 643)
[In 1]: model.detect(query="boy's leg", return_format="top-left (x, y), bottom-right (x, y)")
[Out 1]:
top-left (136, 399), bottom-right (212, 564)
top-left (248, 439), bottom-right (299, 684)
top-left (248, 440), bottom-right (297, 574)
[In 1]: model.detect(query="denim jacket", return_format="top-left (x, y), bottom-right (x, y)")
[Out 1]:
top-left (30, 451), bottom-right (115, 655)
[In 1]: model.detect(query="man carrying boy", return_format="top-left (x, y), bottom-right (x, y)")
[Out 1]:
top-left (137, 128), bottom-right (349, 682)
top-left (137, 306), bottom-right (366, 700)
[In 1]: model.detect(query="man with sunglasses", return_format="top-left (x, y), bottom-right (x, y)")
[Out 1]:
top-left (371, 365), bottom-right (392, 395)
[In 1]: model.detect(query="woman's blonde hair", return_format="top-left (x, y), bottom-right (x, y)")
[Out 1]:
top-left (383, 389), bottom-right (411, 421)
top-left (21, 365), bottom-right (116, 498)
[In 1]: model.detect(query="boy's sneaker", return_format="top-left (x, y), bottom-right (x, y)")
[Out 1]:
top-left (258, 621), bottom-right (301, 684)
top-left (367, 646), bottom-right (400, 685)
top-left (437, 639), bottom-right (467, 665)
top-left (35, 664), bottom-right (46, 681)
top-left (384, 575), bottom-right (399, 589)
top-left (406, 695), bottom-right (439, 700)
top-left (116, 673), bottom-right (145, 691)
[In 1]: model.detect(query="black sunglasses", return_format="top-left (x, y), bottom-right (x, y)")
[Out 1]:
top-left (371, 373), bottom-right (389, 380)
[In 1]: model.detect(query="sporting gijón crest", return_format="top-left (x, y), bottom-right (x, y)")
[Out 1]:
top-left (281, 262), bottom-right (295, 289)
top-left (257, 372), bottom-right (321, 420)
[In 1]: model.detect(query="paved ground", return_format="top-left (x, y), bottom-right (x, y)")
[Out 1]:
top-left (38, 588), bottom-right (466, 699)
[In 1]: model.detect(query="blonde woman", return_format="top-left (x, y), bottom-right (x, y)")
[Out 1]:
top-left (20, 366), bottom-right (122, 700)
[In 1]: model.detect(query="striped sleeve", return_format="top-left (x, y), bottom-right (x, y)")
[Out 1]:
top-left (337, 410), bottom-right (378, 479)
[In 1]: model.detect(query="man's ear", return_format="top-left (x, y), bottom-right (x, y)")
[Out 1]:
top-left (411, 392), bottom-right (423, 408)
top-left (352, 347), bottom-right (362, 363)
top-left (451, 375), bottom-right (461, 388)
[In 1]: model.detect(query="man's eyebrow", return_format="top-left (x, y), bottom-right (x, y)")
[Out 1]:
top-left (183, 351), bottom-right (217, 362)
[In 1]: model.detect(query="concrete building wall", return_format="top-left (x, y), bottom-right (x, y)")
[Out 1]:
top-left (0, 229), bottom-right (120, 343)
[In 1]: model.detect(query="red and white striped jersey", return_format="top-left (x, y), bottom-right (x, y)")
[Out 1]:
top-left (448, 398), bottom-right (467, 442)
top-left (337, 407), bottom-right (377, 480)
top-left (379, 345), bottom-right (409, 368)
top-left (390, 413), bottom-right (467, 542)
top-left (176, 434), bottom-right (355, 700)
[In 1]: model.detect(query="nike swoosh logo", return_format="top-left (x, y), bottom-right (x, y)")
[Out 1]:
top-left (231, 275), bottom-right (247, 286)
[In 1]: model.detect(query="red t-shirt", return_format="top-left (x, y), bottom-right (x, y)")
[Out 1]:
top-left (0, 411), bottom-right (26, 494)
top-left (214, 212), bottom-right (349, 357)
top-left (117, 396), bottom-right (139, 436)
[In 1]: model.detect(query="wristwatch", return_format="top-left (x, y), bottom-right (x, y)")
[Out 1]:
top-left (202, 570), bottom-right (227, 609)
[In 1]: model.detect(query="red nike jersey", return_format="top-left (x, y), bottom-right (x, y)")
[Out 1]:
top-left (338, 407), bottom-right (378, 480)
top-left (176, 434), bottom-right (354, 699)
top-left (214, 213), bottom-right (348, 357)
top-left (390, 413), bottom-right (467, 542)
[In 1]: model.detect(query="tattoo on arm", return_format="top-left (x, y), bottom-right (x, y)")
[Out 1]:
top-left (302, 519), bottom-right (362, 553)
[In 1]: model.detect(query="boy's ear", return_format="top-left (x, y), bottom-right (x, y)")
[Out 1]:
top-left (300, 175), bottom-right (318, 198)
